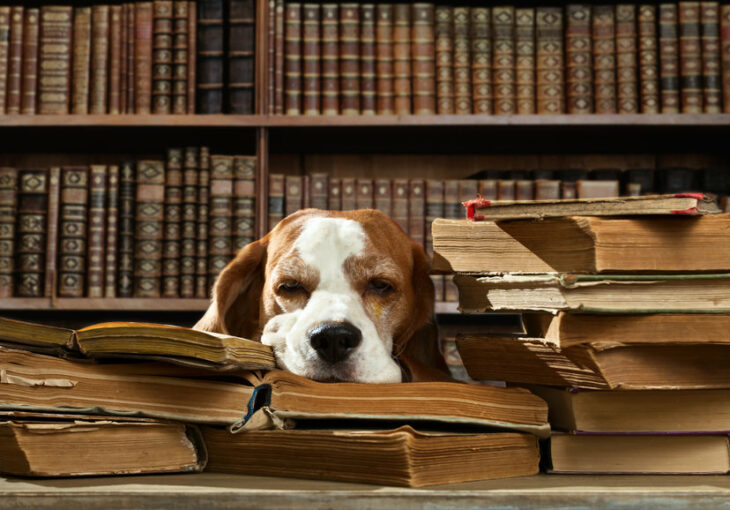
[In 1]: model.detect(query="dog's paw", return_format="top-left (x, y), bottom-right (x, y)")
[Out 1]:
top-left (260, 311), bottom-right (301, 349)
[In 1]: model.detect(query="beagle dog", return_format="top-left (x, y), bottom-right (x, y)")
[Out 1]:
top-left (194, 208), bottom-right (449, 383)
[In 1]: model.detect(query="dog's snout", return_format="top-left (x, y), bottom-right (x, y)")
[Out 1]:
top-left (308, 322), bottom-right (362, 364)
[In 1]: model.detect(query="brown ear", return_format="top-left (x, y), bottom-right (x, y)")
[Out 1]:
top-left (194, 236), bottom-right (269, 338)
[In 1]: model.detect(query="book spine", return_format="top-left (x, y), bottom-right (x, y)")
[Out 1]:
top-left (592, 5), bottom-right (617, 114)
top-left (341, 177), bottom-right (356, 209)
top-left (20, 8), bottom-right (38, 114)
top-left (268, 0), bottom-right (275, 113)
top-left (471, 7), bottom-right (491, 114)
top-left (197, 0), bottom-right (224, 113)
top-left (44, 168), bottom-right (60, 298)
top-left (340, 3), bottom-right (360, 115)
top-left (327, 177), bottom-right (341, 210)
top-left (268, 173), bottom-right (285, 231)
top-left (411, 3), bottom-right (435, 115)
top-left (391, 179), bottom-right (409, 234)
top-left (453, 7), bottom-right (471, 114)
top-left (477, 178), bottom-right (497, 199)
top-left (638, 5), bottom-right (659, 113)
top-left (434, 6), bottom-right (453, 114)
top-left (0, 168), bottom-right (17, 297)
top-left (285, 175), bottom-right (303, 214)
top-left (104, 165), bottom-right (119, 297)
top-left (660, 3), bottom-right (681, 112)
top-left (275, 0), bottom-right (285, 114)
top-left (393, 4), bottom-right (412, 114)
top-left (186, 0), bottom-right (196, 113)
top-left (515, 179), bottom-right (535, 200)
top-left (360, 4), bottom-right (376, 115)
top-left (38, 6), bottom-right (72, 114)
top-left (616, 4), bottom-right (638, 113)
top-left (162, 148), bottom-right (183, 298)
top-left (126, 3), bottom-right (136, 113)
top-left (134, 160), bottom-right (165, 298)
top-left (120, 4), bottom-right (128, 113)
top-left (90, 5), bottom-right (110, 114)
top-left (408, 179), bottom-right (425, 247)
top-left (353, 178), bottom-right (371, 209)
top-left (208, 156), bottom-right (233, 286)
top-left (373, 177), bottom-right (391, 216)
top-left (152, 0), bottom-right (173, 114)
top-left (181, 147), bottom-right (199, 297)
top-left (376, 4), bottom-right (395, 115)
top-left (566, 4), bottom-right (592, 113)
top-left (424, 179), bottom-right (443, 262)
top-left (302, 3), bottom-right (321, 115)
top-left (6, 6), bottom-right (23, 114)
top-left (536, 7), bottom-right (563, 114)
top-left (723, 5), bottom-right (730, 112)
top-left (442, 179), bottom-right (460, 218)
top-left (117, 162), bottom-right (135, 297)
top-left (515, 8), bottom-right (535, 114)
top-left (135, 2), bottom-right (154, 114)
top-left (232, 156), bottom-right (256, 253)
top-left (285, 2), bottom-right (302, 115)
top-left (171, 1), bottom-right (188, 114)
top-left (534, 179), bottom-right (561, 199)
top-left (308, 172), bottom-right (329, 209)
top-left (497, 179), bottom-right (515, 199)
top-left (458, 179), bottom-right (477, 204)
top-left (701, 1), bottom-right (722, 112)
top-left (492, 6), bottom-right (516, 114)
top-left (679, 1), bottom-right (702, 113)
top-left (0, 7), bottom-right (9, 114)
top-left (16, 169), bottom-right (48, 297)
top-left (321, 3), bottom-right (339, 115)
top-left (228, 0), bottom-right (255, 114)
top-left (195, 147), bottom-right (210, 298)
top-left (109, 6), bottom-right (123, 114)
top-left (86, 166), bottom-right (107, 298)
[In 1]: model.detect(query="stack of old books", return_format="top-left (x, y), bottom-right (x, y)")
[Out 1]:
top-left (0, 315), bottom-right (548, 486)
top-left (432, 193), bottom-right (730, 474)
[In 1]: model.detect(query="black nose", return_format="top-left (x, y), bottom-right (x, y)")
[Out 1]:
top-left (308, 322), bottom-right (362, 364)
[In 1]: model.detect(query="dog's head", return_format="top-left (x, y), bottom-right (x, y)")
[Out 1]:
top-left (195, 209), bottom-right (447, 383)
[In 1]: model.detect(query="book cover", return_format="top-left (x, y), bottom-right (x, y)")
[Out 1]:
top-left (109, 5), bottom-right (123, 114)
top-left (90, 5), bottom-right (110, 114)
top-left (320, 3), bottom-right (338, 115)
top-left (208, 156), bottom-right (234, 285)
top-left (43, 168), bottom-right (60, 298)
top-left (20, 7), bottom-right (39, 114)
top-left (340, 3), bottom-right (360, 115)
top-left (536, 7), bottom-right (563, 114)
top-left (195, 147), bottom-right (211, 297)
top-left (134, 160), bottom-right (165, 298)
top-left (355, 178), bottom-right (374, 209)
top-left (162, 149), bottom-right (183, 298)
top-left (15, 170), bottom-right (48, 297)
top-left (171, 0), bottom-right (189, 113)
top-left (360, 4), bottom-right (376, 115)
top-left (411, 3), bottom-right (435, 114)
top-left (180, 147), bottom-right (199, 297)
top-left (38, 5), bottom-right (72, 114)
top-left (701, 1), bottom-right (722, 112)
top-left (434, 6), bottom-right (453, 114)
top-left (6, 6), bottom-right (24, 114)
top-left (284, 2), bottom-right (302, 114)
top-left (566, 4), bottom-right (592, 113)
top-left (327, 177), bottom-right (342, 210)
top-left (492, 6), bottom-right (516, 114)
top-left (638, 4), bottom-right (660, 113)
top-left (679, 1), bottom-right (702, 112)
top-left (301, 3), bottom-right (320, 115)
top-left (453, 7), bottom-right (471, 114)
top-left (196, 0), bottom-right (224, 113)
top-left (104, 166), bottom-right (119, 297)
top-left (152, 0), bottom-right (173, 114)
top-left (616, 4), bottom-right (638, 113)
top-left (228, 0), bottom-right (255, 114)
top-left (0, 168), bottom-right (16, 297)
top-left (135, 2), bottom-right (154, 114)
top-left (471, 7), bottom-right (491, 114)
top-left (86, 166), bottom-right (107, 298)
top-left (592, 5), bottom-right (616, 113)
top-left (58, 167), bottom-right (88, 298)
top-left (660, 3), bottom-right (681, 112)
top-left (376, 4), bottom-right (395, 114)
top-left (409, 179), bottom-right (425, 247)
top-left (393, 4), bottom-right (411, 114)
top-left (515, 8), bottom-right (535, 114)
top-left (233, 156), bottom-right (256, 252)
top-left (117, 162), bottom-right (136, 297)
top-left (373, 177), bottom-right (391, 216)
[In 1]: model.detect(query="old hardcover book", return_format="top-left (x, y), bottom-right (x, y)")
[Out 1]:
top-left (43, 168), bottom-right (60, 298)
top-left (723, 5), bottom-right (730, 112)
top-left (134, 160), bottom-right (165, 298)
top-left (408, 179), bottom-right (425, 246)
top-left (638, 5), bottom-right (659, 113)
top-left (660, 3), bottom-right (681, 112)
top-left (109, 5), bottom-right (123, 114)
top-left (135, 2), bottom-right (154, 113)
top-left (478, 178), bottom-right (498, 200)
top-left (0, 7), bottom-right (9, 113)
top-left (301, 3), bottom-right (320, 115)
top-left (284, 2), bottom-right (302, 114)
top-left (471, 7), bottom-right (491, 114)
top-left (615, 4), bottom-right (638, 113)
top-left (679, 1), bottom-right (702, 112)
top-left (20, 7), bottom-right (39, 114)
top-left (197, 0), bottom-right (224, 113)
top-left (514, 8), bottom-right (535, 114)
top-left (117, 162), bottom-right (135, 297)
top-left (175, 147), bottom-right (194, 297)
top-left (393, 4), bottom-right (411, 114)
top-left (208, 156), bottom-right (234, 284)
top-left (536, 7), bottom-right (563, 114)
top-left (195, 147), bottom-right (210, 297)
top-left (592, 5), bottom-right (616, 113)
top-left (565, 5), bottom-right (592, 113)
top-left (371, 177), bottom-right (390, 216)
top-left (575, 179), bottom-right (619, 198)
top-left (411, 3), bottom-right (435, 114)
top-left (86, 166), bottom-right (107, 298)
top-left (228, 0), bottom-right (255, 114)
top-left (340, 3), bottom-right (360, 115)
top-left (125, 2), bottom-right (136, 113)
top-left (267, 0), bottom-right (275, 113)
top-left (268, 173), bottom-right (285, 231)
top-left (104, 165), bottom-right (119, 297)
top-left (515, 180), bottom-right (535, 200)
top-left (308, 172), bottom-right (328, 210)
top-left (533, 179), bottom-right (560, 199)
top-left (284, 175), bottom-right (303, 215)
top-left (58, 167), bottom-right (88, 298)
top-left (434, 6), bottom-right (453, 114)
top-left (453, 7), bottom-right (470, 114)
top-left (492, 6), bottom-right (516, 114)
top-left (327, 177), bottom-right (342, 210)
top-left (6, 6), bottom-right (24, 114)
top-left (355, 178), bottom-right (374, 209)
top-left (391, 179), bottom-right (409, 233)
top-left (376, 4), bottom-right (395, 114)
top-left (120, 3), bottom-right (128, 112)
top-left (425, 179), bottom-right (443, 257)
top-left (341, 177), bottom-right (356, 210)
top-left (274, 0), bottom-right (285, 113)
top-left (15, 170), bottom-right (48, 297)
top-left (0, 168), bottom-right (16, 297)
top-left (90, 5), bottom-right (110, 114)
top-left (320, 3), bottom-right (338, 115)
top-left (701, 1), bottom-right (721, 112)
top-left (38, 5), bottom-right (72, 114)
top-left (171, 0), bottom-right (188, 114)
top-left (497, 180), bottom-right (515, 200)
top-left (360, 4), bottom-right (376, 114)
top-left (152, 0), bottom-right (173, 114)
top-left (186, 0), bottom-right (196, 113)
top-left (233, 156), bottom-right (256, 251)
top-left (162, 149), bottom-right (183, 298)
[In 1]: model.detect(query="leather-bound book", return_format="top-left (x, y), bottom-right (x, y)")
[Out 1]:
top-left (679, 1), bottom-right (702, 113)
top-left (285, 2), bottom-right (302, 114)
top-left (701, 1), bottom-right (721, 113)
top-left (408, 179), bottom-right (425, 247)
top-left (478, 178), bottom-right (497, 199)
top-left (391, 179), bottom-right (409, 234)
top-left (38, 6), bottom-right (72, 114)
top-left (616, 4), bottom-right (638, 113)
top-left (120, 4), bottom-right (128, 113)
top-left (233, 156), bottom-right (256, 252)
top-left (268, 173), bottom-right (285, 231)
top-left (515, 8), bottom-right (535, 114)
top-left (125, 3), bottom-right (136, 113)
top-left (0, 7), bottom-right (9, 113)
top-left (434, 6), bottom-right (453, 114)
top-left (442, 179), bottom-right (460, 219)
top-left (340, 4), bottom-right (360, 115)
top-left (592, 5), bottom-right (617, 114)
top-left (536, 7), bottom-right (563, 114)
top-left (43, 168), bottom-right (60, 298)
top-left (723, 5), bottom-right (730, 112)
top-left (180, 147), bottom-right (199, 297)
top-left (360, 4), bottom-right (376, 115)
top-left (376, 4), bottom-right (395, 115)
top-left (411, 3), bottom-right (435, 114)
top-left (321, 3), bottom-right (339, 115)
top-left (117, 162), bottom-right (135, 297)
top-left (58, 167), bottom-right (88, 298)
top-left (20, 7), bottom-right (39, 114)
top-left (341, 177), bottom-right (356, 210)
top-left (229, 0), bottom-right (255, 114)
top-left (535, 179), bottom-right (561, 199)
top-left (425, 179), bottom-right (443, 260)
top-left (172, 0), bottom-right (188, 114)
top-left (492, 6), bottom-right (516, 115)
top-left (308, 172), bottom-right (329, 209)
top-left (659, 3), bottom-right (680, 112)
top-left (208, 156), bottom-right (234, 286)
top-left (16, 169), bottom-right (48, 297)
top-left (197, 0), bottom-right (224, 113)
top-left (195, 147), bottom-right (210, 298)
top-left (622, 167), bottom-right (656, 195)
top-left (86, 166), bottom-right (107, 298)
top-left (453, 7), bottom-right (471, 114)
top-left (393, 4), bottom-right (412, 114)
top-left (373, 178), bottom-right (391, 216)
top-left (152, 0), bottom-right (173, 114)
top-left (162, 149), bottom-right (183, 298)
top-left (6, 6), bottom-right (24, 114)
top-left (638, 5), bottom-right (659, 113)
top-left (302, 3), bottom-right (321, 115)
top-left (497, 179), bottom-right (515, 200)
top-left (268, 0), bottom-right (275, 113)
top-left (134, 160), bottom-right (165, 298)
top-left (104, 165), bottom-right (119, 297)
top-left (471, 7), bottom-right (491, 114)
top-left (275, 0), bottom-right (285, 114)
top-left (186, 0), bottom-right (196, 113)
top-left (135, 2), bottom-right (154, 114)
top-left (90, 5), bottom-right (110, 114)
top-left (656, 166), bottom-right (697, 193)
top-left (566, 4), bottom-right (592, 114)
top-left (285, 175), bottom-right (303, 215)
top-left (515, 179), bottom-right (534, 200)
top-left (0, 168), bottom-right (16, 297)
top-left (328, 177), bottom-right (342, 210)
top-left (109, 6), bottom-right (123, 114)
top-left (458, 179), bottom-right (477, 206)
top-left (355, 178), bottom-right (374, 209)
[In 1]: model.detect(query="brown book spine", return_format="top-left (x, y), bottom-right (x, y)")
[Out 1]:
top-left (136, 2), bottom-right (154, 114)
top-left (16, 169), bottom-right (48, 297)
top-left (6, 6), bottom-right (24, 114)
top-left (391, 178), bottom-right (409, 234)
top-left (355, 178), bottom-right (373, 209)
top-left (477, 179), bottom-right (497, 199)
top-left (0, 7), bottom-right (9, 114)
top-left (268, 173), bottom-right (285, 230)
top-left (302, 3), bottom-right (321, 115)
top-left (208, 156), bottom-right (233, 286)
top-left (181, 147), bottom-right (199, 297)
top-left (515, 8), bottom-right (535, 114)
top-left (566, 4), bottom-right (593, 113)
top-left (86, 166), bottom-right (107, 298)
top-left (327, 177), bottom-right (342, 210)
top-left (20, 8), bottom-right (38, 114)
top-left (471, 7), bottom-right (491, 114)
top-left (120, 4), bottom-right (128, 113)
top-left (268, 0), bottom-right (276, 113)
top-left (0, 168), bottom-right (17, 297)
top-left (170, 1), bottom-right (188, 114)
top-left (701, 1), bottom-right (722, 112)
top-left (109, 6), bottom-right (123, 114)
top-left (458, 179), bottom-right (478, 205)
top-left (38, 6), bottom-right (72, 114)
top-left (104, 165), bottom-right (119, 297)
top-left (90, 5), bottom-right (110, 114)
top-left (360, 4), bottom-right (376, 115)
top-left (723, 5), bottom-right (730, 112)
top-left (442, 179), bottom-right (460, 218)
top-left (228, 0), bottom-right (255, 114)
top-left (515, 179), bottom-right (535, 200)
top-left (117, 162), bottom-right (135, 297)
top-left (44, 168), bottom-right (60, 298)
top-left (340, 4), bottom-right (360, 115)
top-left (616, 4), bottom-right (638, 113)
top-left (232, 156), bottom-right (256, 252)
top-left (679, 1), bottom-right (702, 112)
top-left (152, 0), bottom-right (173, 114)
top-left (341, 177), bottom-right (356, 210)
top-left (162, 148), bottom-right (183, 298)
top-left (493, 6), bottom-right (516, 114)
top-left (126, 3), bottom-right (136, 113)
top-left (284, 2), bottom-right (302, 115)
top-left (195, 147), bottom-right (210, 297)
top-left (373, 178), bottom-right (391, 216)
top-left (534, 179), bottom-right (561, 199)
top-left (284, 175), bottom-right (303, 214)
top-left (660, 3), bottom-right (680, 112)
top-left (638, 5), bottom-right (659, 113)
top-left (435, 6), bottom-right (453, 114)
top-left (134, 160), bottom-right (165, 298)
top-left (186, 0), bottom-right (196, 113)
top-left (453, 7), bottom-right (471, 114)
top-left (497, 179), bottom-right (515, 200)
top-left (320, 4), bottom-right (339, 115)
top-left (424, 179), bottom-right (443, 260)
top-left (71, 7), bottom-right (91, 114)
top-left (274, 0), bottom-right (285, 114)
top-left (411, 3), bottom-right (435, 114)
top-left (196, 0), bottom-right (224, 113)
top-left (536, 7), bottom-right (563, 114)
top-left (593, 5), bottom-right (617, 114)
top-left (308, 172), bottom-right (329, 209)
top-left (376, 4), bottom-right (395, 114)
top-left (408, 179), bottom-right (425, 247)
top-left (393, 4), bottom-right (412, 114)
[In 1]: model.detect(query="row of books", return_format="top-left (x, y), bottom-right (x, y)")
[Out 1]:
top-left (0, 0), bottom-right (255, 115)
top-left (0, 148), bottom-right (256, 299)
top-left (273, 1), bottom-right (730, 116)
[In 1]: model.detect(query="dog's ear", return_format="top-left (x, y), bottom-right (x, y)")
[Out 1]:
top-left (194, 235), bottom-right (269, 338)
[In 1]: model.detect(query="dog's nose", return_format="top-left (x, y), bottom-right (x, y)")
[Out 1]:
top-left (308, 322), bottom-right (362, 364)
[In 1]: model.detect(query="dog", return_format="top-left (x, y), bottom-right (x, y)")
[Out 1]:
top-left (194, 208), bottom-right (449, 383)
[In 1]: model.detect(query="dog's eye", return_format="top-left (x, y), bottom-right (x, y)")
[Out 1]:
top-left (278, 281), bottom-right (305, 293)
top-left (367, 279), bottom-right (394, 295)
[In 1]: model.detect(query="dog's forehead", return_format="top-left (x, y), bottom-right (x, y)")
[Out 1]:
top-left (293, 216), bottom-right (367, 265)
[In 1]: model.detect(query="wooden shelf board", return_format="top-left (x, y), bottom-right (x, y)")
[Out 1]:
top-left (0, 114), bottom-right (267, 127)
